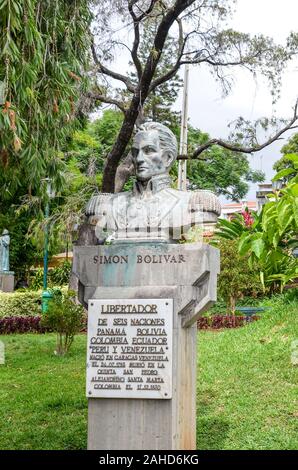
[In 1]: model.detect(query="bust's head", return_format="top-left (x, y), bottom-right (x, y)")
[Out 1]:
top-left (131, 122), bottom-right (178, 182)
top-left (2, 229), bottom-right (9, 235)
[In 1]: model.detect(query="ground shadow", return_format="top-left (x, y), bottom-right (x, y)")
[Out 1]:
top-left (196, 417), bottom-right (230, 450)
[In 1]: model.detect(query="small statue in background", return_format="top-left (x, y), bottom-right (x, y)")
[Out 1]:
top-left (0, 229), bottom-right (10, 272)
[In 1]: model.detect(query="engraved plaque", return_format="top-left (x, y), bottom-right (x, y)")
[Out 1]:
top-left (86, 299), bottom-right (173, 399)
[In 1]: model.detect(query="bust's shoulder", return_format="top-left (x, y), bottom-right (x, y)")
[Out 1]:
top-left (189, 190), bottom-right (221, 215)
top-left (85, 192), bottom-right (113, 216)
top-left (160, 188), bottom-right (221, 215)
top-left (85, 191), bottom-right (132, 216)
top-left (160, 187), bottom-right (190, 200)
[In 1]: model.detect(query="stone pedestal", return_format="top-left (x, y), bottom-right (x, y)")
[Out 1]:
top-left (72, 242), bottom-right (219, 450)
top-left (0, 271), bottom-right (15, 293)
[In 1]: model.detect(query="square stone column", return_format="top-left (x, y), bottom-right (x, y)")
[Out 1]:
top-left (0, 271), bottom-right (15, 293)
top-left (72, 242), bottom-right (219, 450)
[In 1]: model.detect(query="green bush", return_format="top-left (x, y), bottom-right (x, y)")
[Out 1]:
top-left (30, 268), bottom-right (44, 290)
top-left (0, 291), bottom-right (41, 318)
top-left (41, 290), bottom-right (84, 356)
top-left (218, 238), bottom-right (263, 314)
top-left (50, 261), bottom-right (72, 286)
top-left (30, 261), bottom-right (72, 290)
top-left (205, 296), bottom-right (263, 317)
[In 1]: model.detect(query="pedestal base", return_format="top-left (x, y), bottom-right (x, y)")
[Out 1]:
top-left (0, 271), bottom-right (15, 292)
top-left (72, 242), bottom-right (219, 450)
top-left (87, 312), bottom-right (197, 450)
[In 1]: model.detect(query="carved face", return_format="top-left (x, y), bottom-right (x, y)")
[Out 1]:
top-left (131, 130), bottom-right (173, 182)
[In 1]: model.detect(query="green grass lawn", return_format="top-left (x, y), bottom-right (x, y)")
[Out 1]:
top-left (0, 295), bottom-right (297, 450)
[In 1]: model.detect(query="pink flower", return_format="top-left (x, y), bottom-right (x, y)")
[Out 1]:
top-left (241, 210), bottom-right (254, 227)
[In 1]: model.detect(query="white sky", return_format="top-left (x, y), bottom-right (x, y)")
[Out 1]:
top-left (183, 0), bottom-right (298, 200)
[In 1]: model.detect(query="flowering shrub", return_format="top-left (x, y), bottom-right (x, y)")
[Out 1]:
top-left (197, 315), bottom-right (260, 330)
top-left (0, 314), bottom-right (259, 334)
top-left (0, 316), bottom-right (45, 334)
top-left (241, 209), bottom-right (254, 227)
top-left (0, 315), bottom-right (87, 335)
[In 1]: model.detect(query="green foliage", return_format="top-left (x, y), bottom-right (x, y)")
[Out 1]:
top-left (0, 209), bottom-right (40, 277)
top-left (41, 290), bottom-right (85, 356)
top-left (206, 296), bottom-right (264, 317)
top-left (0, 290), bottom-right (41, 317)
top-left (23, 116), bottom-right (109, 261)
top-left (0, 0), bottom-right (92, 279)
top-left (168, 124), bottom-right (264, 199)
top-left (274, 133), bottom-right (298, 177)
top-left (0, 333), bottom-right (87, 449)
top-left (92, 109), bottom-right (124, 155)
top-left (215, 154), bottom-right (298, 291)
top-left (29, 261), bottom-right (71, 290)
top-left (185, 127), bottom-right (265, 200)
top-left (214, 213), bottom-right (248, 240)
top-left (217, 238), bottom-right (263, 314)
top-left (0, 0), bottom-right (92, 193)
top-left (197, 295), bottom-right (298, 450)
top-left (50, 261), bottom-right (72, 286)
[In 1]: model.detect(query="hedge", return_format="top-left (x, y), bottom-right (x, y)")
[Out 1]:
top-left (0, 316), bottom-right (45, 334)
top-left (0, 291), bottom-right (41, 318)
top-left (0, 314), bottom-right (259, 335)
top-left (197, 315), bottom-right (260, 330)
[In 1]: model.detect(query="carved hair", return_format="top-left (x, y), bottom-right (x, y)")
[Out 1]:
top-left (137, 122), bottom-right (178, 162)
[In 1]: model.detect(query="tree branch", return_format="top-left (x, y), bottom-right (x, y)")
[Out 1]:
top-left (102, 0), bottom-right (197, 192)
top-left (91, 40), bottom-right (136, 93)
top-left (87, 92), bottom-right (127, 114)
top-left (133, 0), bottom-right (158, 21)
top-left (192, 101), bottom-right (298, 159)
top-left (149, 18), bottom-right (186, 92)
top-left (128, 1), bottom-right (143, 80)
top-left (128, 0), bottom-right (158, 80)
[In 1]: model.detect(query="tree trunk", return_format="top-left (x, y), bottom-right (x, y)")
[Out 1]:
top-left (229, 295), bottom-right (236, 316)
top-left (102, 96), bottom-right (140, 192)
top-left (101, 0), bottom-right (195, 193)
top-left (115, 152), bottom-right (134, 193)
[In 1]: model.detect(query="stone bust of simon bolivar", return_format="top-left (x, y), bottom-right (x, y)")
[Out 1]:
top-left (86, 122), bottom-right (221, 242)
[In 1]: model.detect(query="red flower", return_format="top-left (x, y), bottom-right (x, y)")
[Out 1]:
top-left (241, 210), bottom-right (254, 227)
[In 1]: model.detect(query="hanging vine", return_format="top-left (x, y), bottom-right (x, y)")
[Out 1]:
top-left (0, 0), bottom-right (92, 195)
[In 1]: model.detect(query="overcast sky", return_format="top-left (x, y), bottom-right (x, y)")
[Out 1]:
top-left (182, 0), bottom-right (298, 201)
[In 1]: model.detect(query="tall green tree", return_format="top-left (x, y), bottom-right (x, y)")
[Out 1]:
top-left (0, 0), bottom-right (92, 276)
top-left (0, 0), bottom-right (92, 195)
top-left (26, 110), bottom-right (125, 259)
top-left (186, 127), bottom-right (265, 200)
